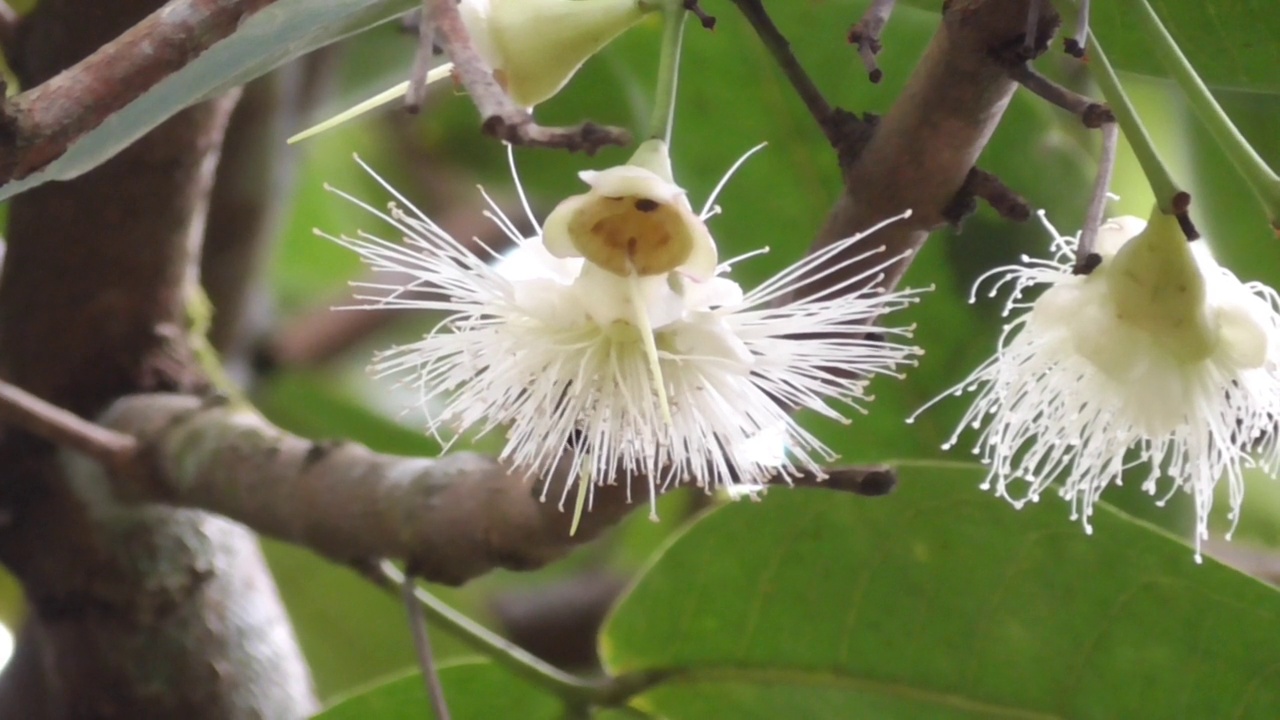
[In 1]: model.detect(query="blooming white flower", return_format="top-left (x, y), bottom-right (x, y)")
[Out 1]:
top-left (922, 208), bottom-right (1280, 559)
top-left (288, 0), bottom-right (654, 143)
top-left (322, 142), bottom-right (924, 517)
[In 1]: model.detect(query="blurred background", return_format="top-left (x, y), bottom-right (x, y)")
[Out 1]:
top-left (0, 0), bottom-right (1277, 707)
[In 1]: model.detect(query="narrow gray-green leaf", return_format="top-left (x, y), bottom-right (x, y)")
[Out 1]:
top-left (0, 0), bottom-right (416, 201)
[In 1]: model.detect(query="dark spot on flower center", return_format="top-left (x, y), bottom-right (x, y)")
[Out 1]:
top-left (634, 198), bottom-right (660, 213)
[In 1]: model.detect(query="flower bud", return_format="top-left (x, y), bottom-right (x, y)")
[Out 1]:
top-left (462, 0), bottom-right (652, 108)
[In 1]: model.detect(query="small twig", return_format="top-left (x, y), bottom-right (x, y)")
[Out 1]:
top-left (405, 0), bottom-right (438, 113)
top-left (682, 0), bottom-right (716, 30)
top-left (1064, 0), bottom-right (1090, 58)
top-left (1008, 63), bottom-right (1113, 128)
top-left (1172, 191), bottom-right (1200, 241)
top-left (942, 167), bottom-right (1031, 226)
top-left (403, 570), bottom-right (452, 720)
top-left (431, 0), bottom-right (629, 153)
top-left (846, 0), bottom-right (895, 83)
top-left (377, 561), bottom-right (624, 707)
top-left (728, 0), bottom-right (833, 131)
top-left (0, 378), bottom-right (138, 472)
top-left (1021, 0), bottom-right (1041, 57)
top-left (1074, 120), bottom-right (1118, 274)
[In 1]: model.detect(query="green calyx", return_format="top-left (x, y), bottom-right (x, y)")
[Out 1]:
top-left (1103, 206), bottom-right (1215, 364)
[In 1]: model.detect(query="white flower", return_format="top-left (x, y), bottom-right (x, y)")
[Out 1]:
top-left (322, 143), bottom-right (924, 517)
top-left (922, 208), bottom-right (1280, 559)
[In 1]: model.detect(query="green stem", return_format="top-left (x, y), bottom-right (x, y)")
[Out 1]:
top-left (647, 1), bottom-right (687, 143)
top-left (1123, 0), bottom-right (1280, 224)
top-left (1088, 39), bottom-right (1182, 214)
top-left (382, 563), bottom-right (603, 706)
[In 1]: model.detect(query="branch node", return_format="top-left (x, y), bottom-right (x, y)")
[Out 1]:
top-left (482, 115), bottom-right (630, 155)
top-left (682, 0), bottom-right (716, 30)
top-left (1172, 192), bottom-right (1200, 241)
top-left (1072, 252), bottom-right (1103, 275)
top-left (1081, 103), bottom-right (1114, 129)
top-left (820, 108), bottom-right (879, 172)
top-left (847, 0), bottom-right (894, 83)
top-left (1064, 0), bottom-right (1091, 58)
top-left (988, 2), bottom-right (1060, 65)
top-left (1009, 63), bottom-right (1111, 129)
top-left (943, 167), bottom-right (1031, 227)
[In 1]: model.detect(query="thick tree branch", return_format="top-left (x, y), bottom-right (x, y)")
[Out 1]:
top-left (94, 393), bottom-right (896, 586)
top-left (98, 393), bottom-right (631, 584)
top-left (0, 0), bottom-right (279, 186)
top-left (812, 0), bottom-right (1059, 293)
top-left (0, 2), bottom-right (314, 716)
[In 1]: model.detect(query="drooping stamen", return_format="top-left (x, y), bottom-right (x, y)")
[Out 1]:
top-left (569, 459), bottom-right (592, 537)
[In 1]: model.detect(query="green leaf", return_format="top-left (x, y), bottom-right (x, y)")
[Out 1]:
top-left (0, 0), bottom-right (416, 201)
top-left (896, 0), bottom-right (1279, 93)
top-left (1089, 0), bottom-right (1280, 94)
top-left (314, 659), bottom-right (565, 720)
top-left (256, 370), bottom-right (441, 457)
top-left (264, 539), bottom-right (418, 700)
top-left (602, 464), bottom-right (1280, 719)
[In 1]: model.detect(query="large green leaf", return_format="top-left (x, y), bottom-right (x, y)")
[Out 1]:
top-left (602, 464), bottom-right (1280, 719)
top-left (314, 660), bottom-right (565, 719)
top-left (897, 0), bottom-right (1279, 93)
top-left (1089, 0), bottom-right (1280, 93)
top-left (0, 0), bottom-right (416, 201)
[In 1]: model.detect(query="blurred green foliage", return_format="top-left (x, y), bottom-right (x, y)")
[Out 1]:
top-left (3, 0), bottom-right (1278, 716)
top-left (258, 0), bottom-right (1280, 715)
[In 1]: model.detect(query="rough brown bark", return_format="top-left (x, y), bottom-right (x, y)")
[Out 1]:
top-left (0, 0), bottom-right (280, 185)
top-left (0, 1), bottom-right (315, 717)
top-left (814, 0), bottom-right (1059, 292)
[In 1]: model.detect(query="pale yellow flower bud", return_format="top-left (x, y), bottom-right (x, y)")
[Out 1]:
top-left (462, 0), bottom-right (653, 108)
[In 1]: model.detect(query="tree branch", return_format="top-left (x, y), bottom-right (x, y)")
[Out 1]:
top-left (728, 0), bottom-right (833, 133)
top-left (98, 393), bottom-right (631, 584)
top-left (811, 0), bottom-right (1059, 294)
top-left (94, 393), bottom-right (896, 586)
top-left (430, 0), bottom-right (629, 153)
top-left (0, 2), bottom-right (315, 715)
top-left (0, 0), bottom-right (280, 186)
top-left (0, 1), bottom-right (18, 49)
top-left (0, 379), bottom-right (138, 473)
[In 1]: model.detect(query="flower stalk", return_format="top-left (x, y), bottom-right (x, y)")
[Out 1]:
top-left (647, 0), bottom-right (688, 143)
top-left (1087, 40), bottom-right (1183, 216)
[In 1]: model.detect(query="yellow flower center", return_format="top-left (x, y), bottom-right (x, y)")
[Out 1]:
top-left (567, 195), bottom-right (694, 277)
